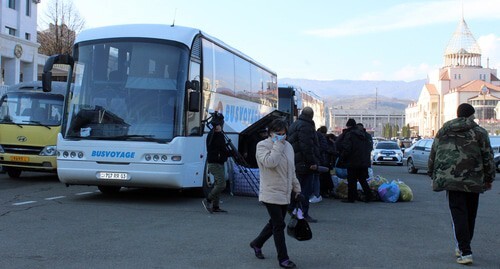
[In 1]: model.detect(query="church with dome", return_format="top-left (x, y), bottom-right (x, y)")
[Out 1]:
top-left (405, 17), bottom-right (500, 137)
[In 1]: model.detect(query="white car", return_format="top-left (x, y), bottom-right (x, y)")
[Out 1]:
top-left (371, 141), bottom-right (403, 166)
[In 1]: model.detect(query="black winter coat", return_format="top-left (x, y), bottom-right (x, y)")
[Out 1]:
top-left (287, 114), bottom-right (320, 174)
top-left (206, 130), bottom-right (229, 164)
top-left (317, 131), bottom-right (330, 167)
top-left (341, 127), bottom-right (373, 168)
top-left (334, 128), bottom-right (351, 168)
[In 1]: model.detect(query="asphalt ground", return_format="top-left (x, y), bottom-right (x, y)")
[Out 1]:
top-left (1, 165), bottom-right (499, 269)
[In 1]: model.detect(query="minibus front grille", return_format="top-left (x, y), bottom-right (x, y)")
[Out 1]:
top-left (1, 145), bottom-right (44, 155)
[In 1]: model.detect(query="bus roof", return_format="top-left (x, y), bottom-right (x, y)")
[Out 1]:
top-left (75, 24), bottom-right (276, 76)
top-left (6, 81), bottom-right (67, 96)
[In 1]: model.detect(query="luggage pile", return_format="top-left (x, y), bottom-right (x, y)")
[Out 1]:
top-left (230, 160), bottom-right (260, 197)
top-left (332, 174), bottom-right (414, 202)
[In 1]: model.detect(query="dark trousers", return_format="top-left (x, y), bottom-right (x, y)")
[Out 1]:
top-left (346, 167), bottom-right (371, 201)
top-left (289, 173), bottom-right (314, 217)
top-left (448, 191), bottom-right (479, 256)
top-left (251, 203), bottom-right (289, 262)
top-left (319, 172), bottom-right (333, 195)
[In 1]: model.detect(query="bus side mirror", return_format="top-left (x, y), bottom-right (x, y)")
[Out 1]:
top-left (42, 54), bottom-right (75, 92)
top-left (188, 91), bottom-right (200, 112)
top-left (186, 80), bottom-right (200, 112)
top-left (42, 72), bottom-right (52, 92)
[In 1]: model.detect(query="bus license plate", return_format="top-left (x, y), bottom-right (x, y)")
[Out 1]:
top-left (99, 172), bottom-right (128, 180)
top-left (11, 156), bottom-right (29, 162)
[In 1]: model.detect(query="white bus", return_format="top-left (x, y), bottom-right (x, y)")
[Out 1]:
top-left (42, 24), bottom-right (279, 194)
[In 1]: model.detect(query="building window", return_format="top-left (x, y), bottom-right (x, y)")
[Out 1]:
top-left (26, 0), bottom-right (31, 16)
top-left (8, 0), bottom-right (16, 9)
top-left (5, 26), bottom-right (16, 36)
top-left (25, 33), bottom-right (31, 40)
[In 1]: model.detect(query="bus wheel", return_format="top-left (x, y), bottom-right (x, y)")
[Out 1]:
top-left (98, 186), bottom-right (121, 194)
top-left (6, 168), bottom-right (21, 178)
top-left (202, 162), bottom-right (214, 198)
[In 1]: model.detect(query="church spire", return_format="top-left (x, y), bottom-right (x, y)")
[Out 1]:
top-left (443, 17), bottom-right (482, 67)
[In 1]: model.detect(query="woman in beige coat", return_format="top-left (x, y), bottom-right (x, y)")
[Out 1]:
top-left (249, 118), bottom-right (302, 269)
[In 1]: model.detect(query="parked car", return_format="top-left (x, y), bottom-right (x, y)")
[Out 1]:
top-left (490, 136), bottom-right (500, 173)
top-left (494, 154), bottom-right (500, 173)
top-left (404, 138), bottom-right (434, 174)
top-left (371, 141), bottom-right (403, 166)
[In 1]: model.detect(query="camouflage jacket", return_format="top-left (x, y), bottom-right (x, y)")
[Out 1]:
top-left (428, 117), bottom-right (495, 193)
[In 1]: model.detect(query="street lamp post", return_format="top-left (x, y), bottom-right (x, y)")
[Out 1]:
top-left (481, 86), bottom-right (488, 122)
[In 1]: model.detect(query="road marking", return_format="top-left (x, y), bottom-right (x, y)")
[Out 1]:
top-left (75, 191), bottom-right (94, 196)
top-left (45, 196), bottom-right (66, 201)
top-left (12, 201), bottom-right (37, 206)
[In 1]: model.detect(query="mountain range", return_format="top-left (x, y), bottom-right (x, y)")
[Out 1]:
top-left (278, 78), bottom-right (427, 111)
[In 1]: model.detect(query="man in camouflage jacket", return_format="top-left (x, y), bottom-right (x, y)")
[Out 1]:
top-left (428, 103), bottom-right (495, 265)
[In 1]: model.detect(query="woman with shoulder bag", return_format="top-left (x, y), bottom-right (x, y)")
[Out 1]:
top-left (249, 118), bottom-right (302, 269)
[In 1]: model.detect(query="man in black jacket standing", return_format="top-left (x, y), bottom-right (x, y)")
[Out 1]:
top-left (287, 107), bottom-right (320, 222)
top-left (203, 117), bottom-right (230, 213)
top-left (341, 119), bottom-right (373, 203)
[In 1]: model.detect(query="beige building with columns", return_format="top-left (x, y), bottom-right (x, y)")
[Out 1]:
top-left (406, 17), bottom-right (500, 137)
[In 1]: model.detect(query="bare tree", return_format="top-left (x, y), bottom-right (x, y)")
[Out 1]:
top-left (37, 0), bottom-right (85, 56)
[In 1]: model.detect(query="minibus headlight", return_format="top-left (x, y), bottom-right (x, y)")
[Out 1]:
top-left (40, 146), bottom-right (57, 156)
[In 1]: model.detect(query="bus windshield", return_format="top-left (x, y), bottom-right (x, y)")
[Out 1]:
top-left (0, 92), bottom-right (64, 127)
top-left (64, 39), bottom-right (189, 142)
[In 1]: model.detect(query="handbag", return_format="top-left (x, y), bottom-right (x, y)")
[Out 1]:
top-left (287, 202), bottom-right (312, 241)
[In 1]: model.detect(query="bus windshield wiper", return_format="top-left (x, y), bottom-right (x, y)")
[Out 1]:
top-left (22, 120), bottom-right (51, 129)
top-left (106, 135), bottom-right (164, 143)
top-left (1, 120), bottom-right (23, 128)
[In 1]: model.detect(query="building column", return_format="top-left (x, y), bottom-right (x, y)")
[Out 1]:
top-left (22, 61), bottom-right (37, 82)
top-left (4, 58), bottom-right (20, 85)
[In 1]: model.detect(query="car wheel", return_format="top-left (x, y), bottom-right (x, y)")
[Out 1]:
top-left (407, 158), bottom-right (417, 174)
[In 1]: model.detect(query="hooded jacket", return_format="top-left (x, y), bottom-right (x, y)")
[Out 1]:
top-left (340, 126), bottom-right (373, 168)
top-left (428, 117), bottom-right (495, 193)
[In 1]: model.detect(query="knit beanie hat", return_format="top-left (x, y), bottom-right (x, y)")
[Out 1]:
top-left (346, 118), bottom-right (356, 127)
top-left (457, 103), bottom-right (475, 118)
top-left (301, 107), bottom-right (314, 119)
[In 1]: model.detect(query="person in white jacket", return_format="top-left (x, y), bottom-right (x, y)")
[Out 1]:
top-left (249, 118), bottom-right (302, 269)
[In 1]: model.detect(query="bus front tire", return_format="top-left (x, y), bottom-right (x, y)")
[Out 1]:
top-left (6, 168), bottom-right (22, 178)
top-left (98, 185), bottom-right (121, 194)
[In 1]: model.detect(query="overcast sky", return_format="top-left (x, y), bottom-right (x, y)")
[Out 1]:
top-left (38, 0), bottom-right (500, 82)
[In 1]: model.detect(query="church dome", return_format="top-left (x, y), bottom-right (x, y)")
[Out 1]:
top-left (443, 18), bottom-right (481, 67)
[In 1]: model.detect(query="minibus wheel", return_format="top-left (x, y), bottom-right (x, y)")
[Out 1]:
top-left (97, 185), bottom-right (121, 194)
top-left (6, 167), bottom-right (21, 178)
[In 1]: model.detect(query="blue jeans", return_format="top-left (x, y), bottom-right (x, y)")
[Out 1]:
top-left (312, 173), bottom-right (320, 197)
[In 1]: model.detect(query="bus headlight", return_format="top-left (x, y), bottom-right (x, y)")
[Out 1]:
top-left (40, 146), bottom-right (57, 156)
